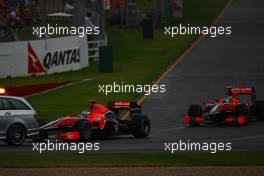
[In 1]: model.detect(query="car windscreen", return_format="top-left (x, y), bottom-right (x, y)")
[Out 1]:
top-left (1, 98), bottom-right (31, 110)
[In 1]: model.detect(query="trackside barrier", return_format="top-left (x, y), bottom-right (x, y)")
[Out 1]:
top-left (0, 35), bottom-right (88, 78)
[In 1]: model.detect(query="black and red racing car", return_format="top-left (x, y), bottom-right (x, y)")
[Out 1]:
top-left (35, 101), bottom-right (150, 141)
top-left (184, 86), bottom-right (264, 127)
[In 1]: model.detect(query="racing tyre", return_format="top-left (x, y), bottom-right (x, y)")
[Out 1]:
top-left (74, 120), bottom-right (92, 141)
top-left (131, 115), bottom-right (150, 138)
top-left (188, 104), bottom-right (203, 127)
top-left (6, 124), bottom-right (26, 145)
top-left (235, 104), bottom-right (248, 126)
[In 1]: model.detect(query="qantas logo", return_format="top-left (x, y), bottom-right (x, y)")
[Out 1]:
top-left (43, 48), bottom-right (80, 69)
top-left (28, 43), bottom-right (46, 74)
top-left (28, 42), bottom-right (80, 74)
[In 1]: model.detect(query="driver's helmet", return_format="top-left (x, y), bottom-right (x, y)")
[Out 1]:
top-left (224, 96), bottom-right (232, 103)
top-left (81, 111), bottom-right (90, 117)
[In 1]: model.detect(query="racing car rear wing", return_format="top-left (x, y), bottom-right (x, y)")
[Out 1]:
top-left (226, 86), bottom-right (256, 101)
top-left (107, 101), bottom-right (142, 115)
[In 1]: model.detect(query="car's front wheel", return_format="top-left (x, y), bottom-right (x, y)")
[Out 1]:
top-left (6, 124), bottom-right (26, 145)
top-left (187, 104), bottom-right (204, 127)
top-left (74, 120), bottom-right (92, 141)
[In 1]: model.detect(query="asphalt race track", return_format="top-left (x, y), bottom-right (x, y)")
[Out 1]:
top-left (1, 0), bottom-right (264, 153)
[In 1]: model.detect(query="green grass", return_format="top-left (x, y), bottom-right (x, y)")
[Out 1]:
top-left (0, 0), bottom-right (229, 120)
top-left (1, 152), bottom-right (264, 167)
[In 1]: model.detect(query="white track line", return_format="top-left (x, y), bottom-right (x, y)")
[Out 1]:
top-left (26, 78), bottom-right (92, 97)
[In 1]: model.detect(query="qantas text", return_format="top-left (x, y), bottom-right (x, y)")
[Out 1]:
top-left (43, 48), bottom-right (80, 69)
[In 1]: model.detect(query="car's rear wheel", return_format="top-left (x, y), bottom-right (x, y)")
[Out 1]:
top-left (235, 104), bottom-right (248, 126)
top-left (131, 115), bottom-right (150, 138)
top-left (6, 124), bottom-right (26, 145)
top-left (74, 120), bottom-right (91, 141)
